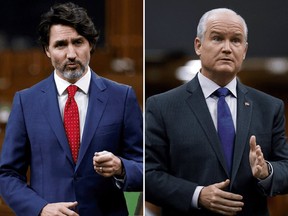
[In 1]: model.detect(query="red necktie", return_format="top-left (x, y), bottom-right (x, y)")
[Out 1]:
top-left (64, 85), bottom-right (80, 162)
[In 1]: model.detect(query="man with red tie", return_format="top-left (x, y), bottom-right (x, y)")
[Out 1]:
top-left (0, 2), bottom-right (143, 216)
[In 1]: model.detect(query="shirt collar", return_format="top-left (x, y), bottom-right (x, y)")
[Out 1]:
top-left (197, 72), bottom-right (237, 99)
top-left (54, 67), bottom-right (91, 96)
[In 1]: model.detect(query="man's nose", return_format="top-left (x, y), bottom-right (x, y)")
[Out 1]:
top-left (222, 40), bottom-right (232, 53)
top-left (67, 45), bottom-right (77, 59)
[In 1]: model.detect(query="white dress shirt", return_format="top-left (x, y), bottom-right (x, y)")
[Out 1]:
top-left (54, 68), bottom-right (91, 143)
top-left (198, 71), bottom-right (237, 130)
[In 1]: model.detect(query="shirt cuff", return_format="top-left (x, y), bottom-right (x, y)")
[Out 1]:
top-left (192, 186), bottom-right (204, 209)
top-left (114, 175), bottom-right (126, 189)
top-left (258, 161), bottom-right (273, 190)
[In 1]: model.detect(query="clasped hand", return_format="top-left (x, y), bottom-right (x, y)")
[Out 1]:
top-left (93, 150), bottom-right (123, 177)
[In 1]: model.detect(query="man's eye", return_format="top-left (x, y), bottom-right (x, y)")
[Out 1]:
top-left (74, 40), bottom-right (83, 45)
top-left (213, 36), bottom-right (222, 42)
top-left (55, 42), bottom-right (66, 48)
top-left (232, 38), bottom-right (241, 43)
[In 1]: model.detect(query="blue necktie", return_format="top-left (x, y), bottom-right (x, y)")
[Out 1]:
top-left (214, 88), bottom-right (235, 173)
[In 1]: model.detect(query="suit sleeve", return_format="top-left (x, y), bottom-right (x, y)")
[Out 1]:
top-left (266, 100), bottom-right (288, 196)
top-left (0, 92), bottom-right (48, 216)
top-left (119, 87), bottom-right (143, 191)
top-left (145, 96), bottom-right (197, 212)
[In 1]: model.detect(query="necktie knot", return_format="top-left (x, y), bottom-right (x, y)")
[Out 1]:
top-left (67, 85), bottom-right (78, 98)
top-left (214, 87), bottom-right (230, 98)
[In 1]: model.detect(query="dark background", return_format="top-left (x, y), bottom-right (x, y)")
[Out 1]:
top-left (146, 0), bottom-right (288, 58)
top-left (0, 0), bottom-right (105, 50)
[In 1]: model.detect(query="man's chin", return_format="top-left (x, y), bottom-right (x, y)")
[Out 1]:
top-left (62, 70), bottom-right (84, 80)
top-left (216, 65), bottom-right (236, 74)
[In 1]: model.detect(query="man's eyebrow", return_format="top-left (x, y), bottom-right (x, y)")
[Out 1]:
top-left (72, 36), bottom-right (85, 41)
top-left (53, 39), bottom-right (67, 45)
top-left (233, 33), bottom-right (244, 37)
top-left (209, 30), bottom-right (222, 35)
top-left (209, 31), bottom-right (244, 37)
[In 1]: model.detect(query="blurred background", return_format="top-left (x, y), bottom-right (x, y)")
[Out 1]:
top-left (0, 0), bottom-right (143, 215)
top-left (146, 0), bottom-right (288, 215)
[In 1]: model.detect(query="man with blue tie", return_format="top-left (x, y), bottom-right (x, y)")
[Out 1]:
top-left (0, 2), bottom-right (143, 216)
top-left (145, 8), bottom-right (288, 215)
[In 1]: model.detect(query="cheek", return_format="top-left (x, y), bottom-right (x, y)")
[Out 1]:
top-left (50, 53), bottom-right (65, 64)
top-left (234, 52), bottom-right (245, 63)
top-left (200, 50), bottom-right (216, 63)
top-left (81, 48), bottom-right (91, 59)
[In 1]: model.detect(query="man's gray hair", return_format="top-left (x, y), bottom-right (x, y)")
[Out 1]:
top-left (196, 8), bottom-right (248, 42)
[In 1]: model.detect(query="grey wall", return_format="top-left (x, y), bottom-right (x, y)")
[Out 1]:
top-left (146, 0), bottom-right (288, 58)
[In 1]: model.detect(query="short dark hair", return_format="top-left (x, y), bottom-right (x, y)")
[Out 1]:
top-left (38, 2), bottom-right (99, 53)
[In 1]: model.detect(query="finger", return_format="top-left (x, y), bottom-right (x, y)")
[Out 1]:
top-left (216, 205), bottom-right (243, 216)
top-left (95, 165), bottom-right (113, 173)
top-left (214, 180), bottom-right (243, 201)
top-left (255, 146), bottom-right (264, 158)
top-left (62, 208), bottom-right (79, 216)
top-left (63, 201), bottom-right (78, 208)
top-left (94, 151), bottom-right (108, 156)
top-left (215, 198), bottom-right (244, 211)
top-left (95, 167), bottom-right (114, 178)
top-left (93, 156), bottom-right (97, 165)
top-left (94, 151), bottom-right (112, 164)
top-left (255, 148), bottom-right (266, 168)
top-left (93, 156), bottom-right (108, 165)
top-left (207, 192), bottom-right (243, 215)
top-left (212, 193), bottom-right (243, 215)
top-left (215, 179), bottom-right (230, 189)
top-left (249, 135), bottom-right (257, 151)
top-left (94, 165), bottom-right (104, 173)
top-left (59, 202), bottom-right (79, 216)
top-left (221, 190), bottom-right (243, 201)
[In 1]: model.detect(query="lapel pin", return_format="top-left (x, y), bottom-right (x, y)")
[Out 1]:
top-left (244, 102), bottom-right (250, 106)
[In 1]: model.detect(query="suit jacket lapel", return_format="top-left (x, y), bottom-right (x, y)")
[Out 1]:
top-left (76, 72), bottom-right (108, 169)
top-left (40, 74), bottom-right (75, 166)
top-left (231, 82), bottom-right (252, 184)
top-left (186, 76), bottom-right (229, 176)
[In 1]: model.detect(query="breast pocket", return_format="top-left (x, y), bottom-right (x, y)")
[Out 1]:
top-left (96, 123), bottom-right (122, 135)
top-left (93, 123), bottom-right (122, 152)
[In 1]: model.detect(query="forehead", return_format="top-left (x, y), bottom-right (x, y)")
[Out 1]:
top-left (49, 24), bottom-right (82, 42)
top-left (206, 12), bottom-right (245, 37)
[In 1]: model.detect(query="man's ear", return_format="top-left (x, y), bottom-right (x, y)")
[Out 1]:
top-left (243, 42), bottom-right (248, 60)
top-left (45, 46), bottom-right (51, 58)
top-left (194, 37), bottom-right (202, 56)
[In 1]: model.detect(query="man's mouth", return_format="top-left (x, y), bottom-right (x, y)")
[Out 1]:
top-left (66, 63), bottom-right (78, 69)
top-left (220, 58), bottom-right (233, 62)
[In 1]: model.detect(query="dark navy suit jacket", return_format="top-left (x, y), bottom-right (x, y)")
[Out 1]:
top-left (0, 71), bottom-right (143, 216)
top-left (145, 74), bottom-right (288, 215)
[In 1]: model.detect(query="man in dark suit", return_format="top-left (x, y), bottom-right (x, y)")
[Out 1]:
top-left (0, 2), bottom-right (142, 216)
top-left (145, 8), bottom-right (288, 215)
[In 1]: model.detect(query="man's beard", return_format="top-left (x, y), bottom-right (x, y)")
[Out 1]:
top-left (57, 60), bottom-right (87, 80)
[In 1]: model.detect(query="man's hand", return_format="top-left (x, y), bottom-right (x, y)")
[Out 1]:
top-left (40, 201), bottom-right (79, 216)
top-left (93, 151), bottom-right (123, 177)
top-left (199, 179), bottom-right (244, 215)
top-left (249, 135), bottom-right (269, 179)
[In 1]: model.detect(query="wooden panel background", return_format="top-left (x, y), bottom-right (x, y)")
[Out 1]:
top-left (0, 0), bottom-right (143, 215)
